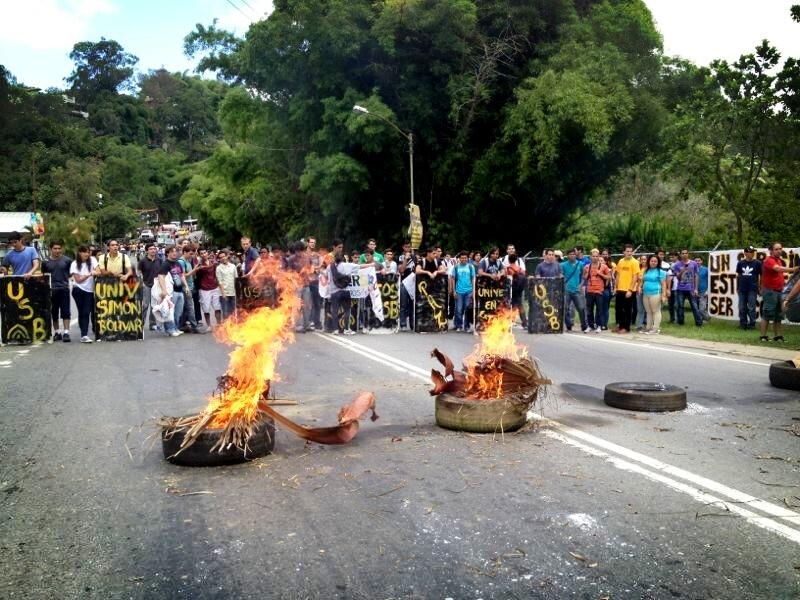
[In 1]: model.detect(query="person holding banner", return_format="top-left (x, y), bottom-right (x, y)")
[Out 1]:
top-left (1, 232), bottom-right (40, 277)
top-left (70, 245), bottom-right (97, 343)
top-left (94, 240), bottom-right (134, 281)
top-left (329, 252), bottom-right (356, 335)
top-left (41, 240), bottom-right (73, 342)
top-left (478, 248), bottom-right (505, 280)
top-left (450, 251), bottom-right (475, 332)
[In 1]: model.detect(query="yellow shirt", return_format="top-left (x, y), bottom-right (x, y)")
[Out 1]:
top-left (96, 253), bottom-right (130, 275)
top-left (614, 256), bottom-right (640, 293)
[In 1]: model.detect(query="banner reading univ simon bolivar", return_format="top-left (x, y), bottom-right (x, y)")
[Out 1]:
top-left (707, 247), bottom-right (799, 320)
top-left (94, 275), bottom-right (143, 341)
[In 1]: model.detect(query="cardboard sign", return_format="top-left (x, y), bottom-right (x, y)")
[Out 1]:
top-left (415, 273), bottom-right (448, 332)
top-left (346, 265), bottom-right (376, 299)
top-left (474, 275), bottom-right (505, 331)
top-left (94, 276), bottom-right (143, 341)
top-left (323, 298), bottom-right (359, 331)
top-left (0, 275), bottom-right (52, 345)
top-left (368, 273), bottom-right (400, 330)
top-left (527, 277), bottom-right (564, 334)
top-left (707, 248), bottom-right (799, 320)
top-left (235, 276), bottom-right (277, 311)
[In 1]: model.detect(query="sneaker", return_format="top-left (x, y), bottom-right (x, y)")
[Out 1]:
top-left (309, 324), bottom-right (316, 331)
top-left (650, 329), bottom-right (660, 335)
top-left (62, 333), bottom-right (71, 343)
top-left (80, 336), bottom-right (92, 343)
top-left (400, 325), bottom-right (408, 332)
top-left (582, 328), bottom-right (590, 334)
top-left (595, 326), bottom-right (601, 333)
top-left (759, 335), bottom-right (769, 342)
top-left (773, 335), bottom-right (785, 342)
top-left (170, 331), bottom-right (184, 337)
top-left (332, 330), bottom-right (341, 336)
top-left (344, 329), bottom-right (356, 336)
top-left (53, 332), bottom-right (62, 341)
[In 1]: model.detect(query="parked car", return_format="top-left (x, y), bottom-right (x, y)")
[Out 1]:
top-left (140, 229), bottom-right (155, 242)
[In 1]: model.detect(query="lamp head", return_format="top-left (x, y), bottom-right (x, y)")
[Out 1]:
top-left (353, 105), bottom-right (369, 114)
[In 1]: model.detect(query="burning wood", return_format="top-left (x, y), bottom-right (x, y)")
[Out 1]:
top-left (430, 309), bottom-right (550, 403)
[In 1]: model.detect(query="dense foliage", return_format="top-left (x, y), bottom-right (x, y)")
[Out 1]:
top-left (1, 1), bottom-right (798, 253)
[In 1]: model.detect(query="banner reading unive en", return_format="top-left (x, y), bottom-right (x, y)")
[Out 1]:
top-left (0, 275), bottom-right (52, 345)
top-left (527, 277), bottom-right (565, 334)
top-left (415, 273), bottom-right (448, 333)
top-left (474, 275), bottom-right (506, 332)
top-left (368, 272), bottom-right (400, 330)
top-left (235, 276), bottom-right (278, 312)
top-left (94, 275), bottom-right (143, 341)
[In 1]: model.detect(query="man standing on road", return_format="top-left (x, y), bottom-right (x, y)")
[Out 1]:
top-left (287, 240), bottom-right (312, 333)
top-left (240, 236), bottom-right (259, 276)
top-left (137, 244), bottom-right (162, 331)
top-left (583, 249), bottom-right (610, 333)
top-left (450, 251), bottom-right (475, 332)
top-left (41, 240), bottom-right (72, 342)
top-left (398, 241), bottom-right (416, 331)
top-left (535, 248), bottom-right (561, 278)
top-left (196, 248), bottom-right (221, 329)
top-left (157, 245), bottom-right (186, 337)
top-left (613, 244), bottom-right (640, 333)
top-left (306, 236), bottom-right (323, 330)
top-left (671, 249), bottom-right (703, 327)
top-left (178, 245), bottom-right (205, 333)
top-left (216, 250), bottom-right (237, 321)
top-left (561, 248), bottom-right (587, 332)
top-left (736, 245), bottom-right (761, 330)
top-left (0, 231), bottom-right (40, 277)
top-left (759, 242), bottom-right (798, 342)
top-left (695, 256), bottom-right (710, 321)
top-left (94, 240), bottom-right (133, 280)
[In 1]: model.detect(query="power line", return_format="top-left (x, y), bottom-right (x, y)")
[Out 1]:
top-left (224, 0), bottom-right (251, 20)
top-left (238, 0), bottom-right (257, 14)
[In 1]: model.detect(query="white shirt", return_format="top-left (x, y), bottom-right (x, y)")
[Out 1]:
top-left (70, 258), bottom-right (98, 293)
top-left (501, 255), bottom-right (526, 273)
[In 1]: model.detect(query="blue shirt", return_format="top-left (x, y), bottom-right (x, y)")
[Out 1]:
top-left (561, 260), bottom-right (583, 293)
top-left (2, 246), bottom-right (38, 274)
top-left (697, 266), bottom-right (709, 294)
top-left (642, 268), bottom-right (666, 296)
top-left (452, 263), bottom-right (475, 294)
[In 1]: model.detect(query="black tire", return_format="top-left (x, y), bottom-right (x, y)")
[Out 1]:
top-left (435, 393), bottom-right (528, 433)
top-left (603, 382), bottom-right (687, 412)
top-left (769, 361), bottom-right (800, 391)
top-left (162, 417), bottom-right (275, 467)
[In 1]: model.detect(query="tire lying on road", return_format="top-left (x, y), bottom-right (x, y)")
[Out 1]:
top-left (435, 393), bottom-right (528, 433)
top-left (603, 382), bottom-right (687, 412)
top-left (768, 361), bottom-right (800, 391)
top-left (162, 417), bottom-right (275, 467)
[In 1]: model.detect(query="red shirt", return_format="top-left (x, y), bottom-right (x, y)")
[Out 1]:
top-left (761, 256), bottom-right (785, 292)
top-left (583, 262), bottom-right (610, 294)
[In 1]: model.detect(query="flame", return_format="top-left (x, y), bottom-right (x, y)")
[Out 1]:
top-left (464, 308), bottom-right (528, 399)
top-left (205, 257), bottom-right (307, 428)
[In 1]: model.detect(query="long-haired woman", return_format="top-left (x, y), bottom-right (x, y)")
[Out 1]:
top-left (70, 245), bottom-right (97, 342)
top-left (641, 254), bottom-right (667, 334)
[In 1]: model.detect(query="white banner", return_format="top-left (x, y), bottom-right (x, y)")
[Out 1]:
top-left (707, 247), bottom-right (799, 320)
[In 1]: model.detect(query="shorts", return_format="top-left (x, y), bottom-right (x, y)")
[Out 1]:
top-left (761, 288), bottom-right (783, 321)
top-left (51, 288), bottom-right (71, 320)
top-left (199, 288), bottom-right (221, 313)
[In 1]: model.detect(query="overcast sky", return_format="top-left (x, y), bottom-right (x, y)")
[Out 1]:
top-left (0, 1), bottom-right (798, 90)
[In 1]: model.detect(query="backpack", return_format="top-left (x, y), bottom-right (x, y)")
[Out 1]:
top-left (331, 263), bottom-right (352, 289)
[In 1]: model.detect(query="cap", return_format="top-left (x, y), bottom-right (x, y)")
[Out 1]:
top-left (554, 250), bottom-right (563, 259)
top-left (744, 245), bottom-right (756, 253)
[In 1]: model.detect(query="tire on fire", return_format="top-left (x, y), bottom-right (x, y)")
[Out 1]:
top-left (768, 361), bottom-right (800, 391)
top-left (162, 416), bottom-right (275, 466)
top-left (435, 393), bottom-right (529, 433)
top-left (603, 382), bottom-right (687, 412)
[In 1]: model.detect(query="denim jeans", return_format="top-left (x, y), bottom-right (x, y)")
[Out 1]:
top-left (676, 290), bottom-right (702, 326)
top-left (400, 281), bottom-right (414, 329)
top-left (220, 296), bottom-right (236, 320)
top-left (565, 290), bottom-right (587, 330)
top-left (309, 282), bottom-right (322, 328)
top-left (71, 287), bottom-right (93, 337)
top-left (585, 293), bottom-right (602, 329)
top-left (180, 289), bottom-right (199, 330)
top-left (297, 285), bottom-right (312, 330)
top-left (141, 284), bottom-right (156, 329)
top-left (635, 292), bottom-right (646, 328)
top-left (169, 290), bottom-right (184, 334)
top-left (454, 291), bottom-right (473, 330)
top-left (600, 287), bottom-right (612, 328)
top-left (738, 289), bottom-right (757, 328)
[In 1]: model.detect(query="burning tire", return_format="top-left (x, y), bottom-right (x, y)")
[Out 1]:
top-left (769, 361), bottom-right (800, 391)
top-left (603, 382), bottom-right (687, 412)
top-left (435, 393), bottom-right (529, 433)
top-left (162, 416), bottom-right (275, 467)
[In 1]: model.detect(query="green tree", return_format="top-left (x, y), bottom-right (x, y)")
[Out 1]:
top-left (66, 38), bottom-right (139, 104)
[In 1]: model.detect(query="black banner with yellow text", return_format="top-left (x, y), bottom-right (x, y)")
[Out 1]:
top-left (0, 275), bottom-right (52, 345)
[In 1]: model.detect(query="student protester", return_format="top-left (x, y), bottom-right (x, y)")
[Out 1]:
top-left (70, 245), bottom-right (97, 342)
top-left (156, 245), bottom-right (187, 337)
top-left (416, 247), bottom-right (447, 278)
top-left (759, 241), bottom-right (798, 342)
top-left (506, 255), bottom-right (528, 328)
top-left (613, 244), bottom-right (640, 333)
top-left (470, 250), bottom-right (483, 266)
top-left (450, 251), bottom-right (476, 332)
top-left (306, 236), bottom-right (323, 330)
top-left (666, 251), bottom-right (678, 323)
top-left (398, 241), bottom-right (416, 331)
top-left (478, 247), bottom-right (505, 280)
top-left (561, 248), bottom-right (588, 332)
top-left (329, 252), bottom-right (356, 335)
top-left (41, 240), bottom-right (72, 342)
top-left (501, 244), bottom-right (525, 273)
top-left (321, 239), bottom-right (345, 332)
top-left (634, 255), bottom-right (648, 331)
top-left (215, 250), bottom-right (237, 320)
top-left (671, 249), bottom-right (703, 327)
top-left (535, 248), bottom-right (561, 278)
top-left (582, 249), bottom-right (610, 333)
top-left (240, 236), bottom-right (259, 275)
top-left (599, 249), bottom-right (614, 330)
top-left (736, 245), bottom-right (761, 330)
top-left (695, 256), bottom-right (709, 321)
top-left (137, 243), bottom-right (162, 331)
top-left (178, 245), bottom-right (205, 333)
top-left (1, 231), bottom-right (40, 277)
top-left (287, 240), bottom-right (313, 332)
top-left (382, 249), bottom-right (398, 274)
top-left (196, 248), bottom-right (222, 328)
top-left (641, 255), bottom-right (668, 334)
top-left (360, 238), bottom-right (384, 263)
top-left (94, 239), bottom-right (134, 280)
top-left (575, 245), bottom-right (591, 268)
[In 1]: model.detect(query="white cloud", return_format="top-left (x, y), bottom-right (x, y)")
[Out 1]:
top-left (215, 0), bottom-right (274, 35)
top-left (0, 0), bottom-right (114, 51)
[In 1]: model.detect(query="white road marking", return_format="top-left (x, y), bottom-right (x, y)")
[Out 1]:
top-left (314, 332), bottom-right (800, 545)
top-left (563, 333), bottom-right (772, 367)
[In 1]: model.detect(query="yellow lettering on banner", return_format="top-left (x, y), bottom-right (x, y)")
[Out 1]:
top-left (532, 282), bottom-right (560, 331)
top-left (31, 318), bottom-right (46, 342)
top-left (418, 280), bottom-right (448, 328)
top-left (534, 284), bottom-right (547, 301)
top-left (17, 298), bottom-right (34, 320)
top-left (98, 318), bottom-right (143, 334)
top-left (7, 281), bottom-right (24, 302)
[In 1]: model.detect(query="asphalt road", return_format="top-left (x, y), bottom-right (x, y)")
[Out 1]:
top-left (1, 324), bottom-right (799, 599)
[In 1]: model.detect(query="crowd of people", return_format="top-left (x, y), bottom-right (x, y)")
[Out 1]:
top-left (1, 231), bottom-right (798, 342)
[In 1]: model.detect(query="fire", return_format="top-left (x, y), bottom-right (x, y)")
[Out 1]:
top-left (464, 308), bottom-right (528, 399)
top-left (206, 258), bottom-right (305, 428)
